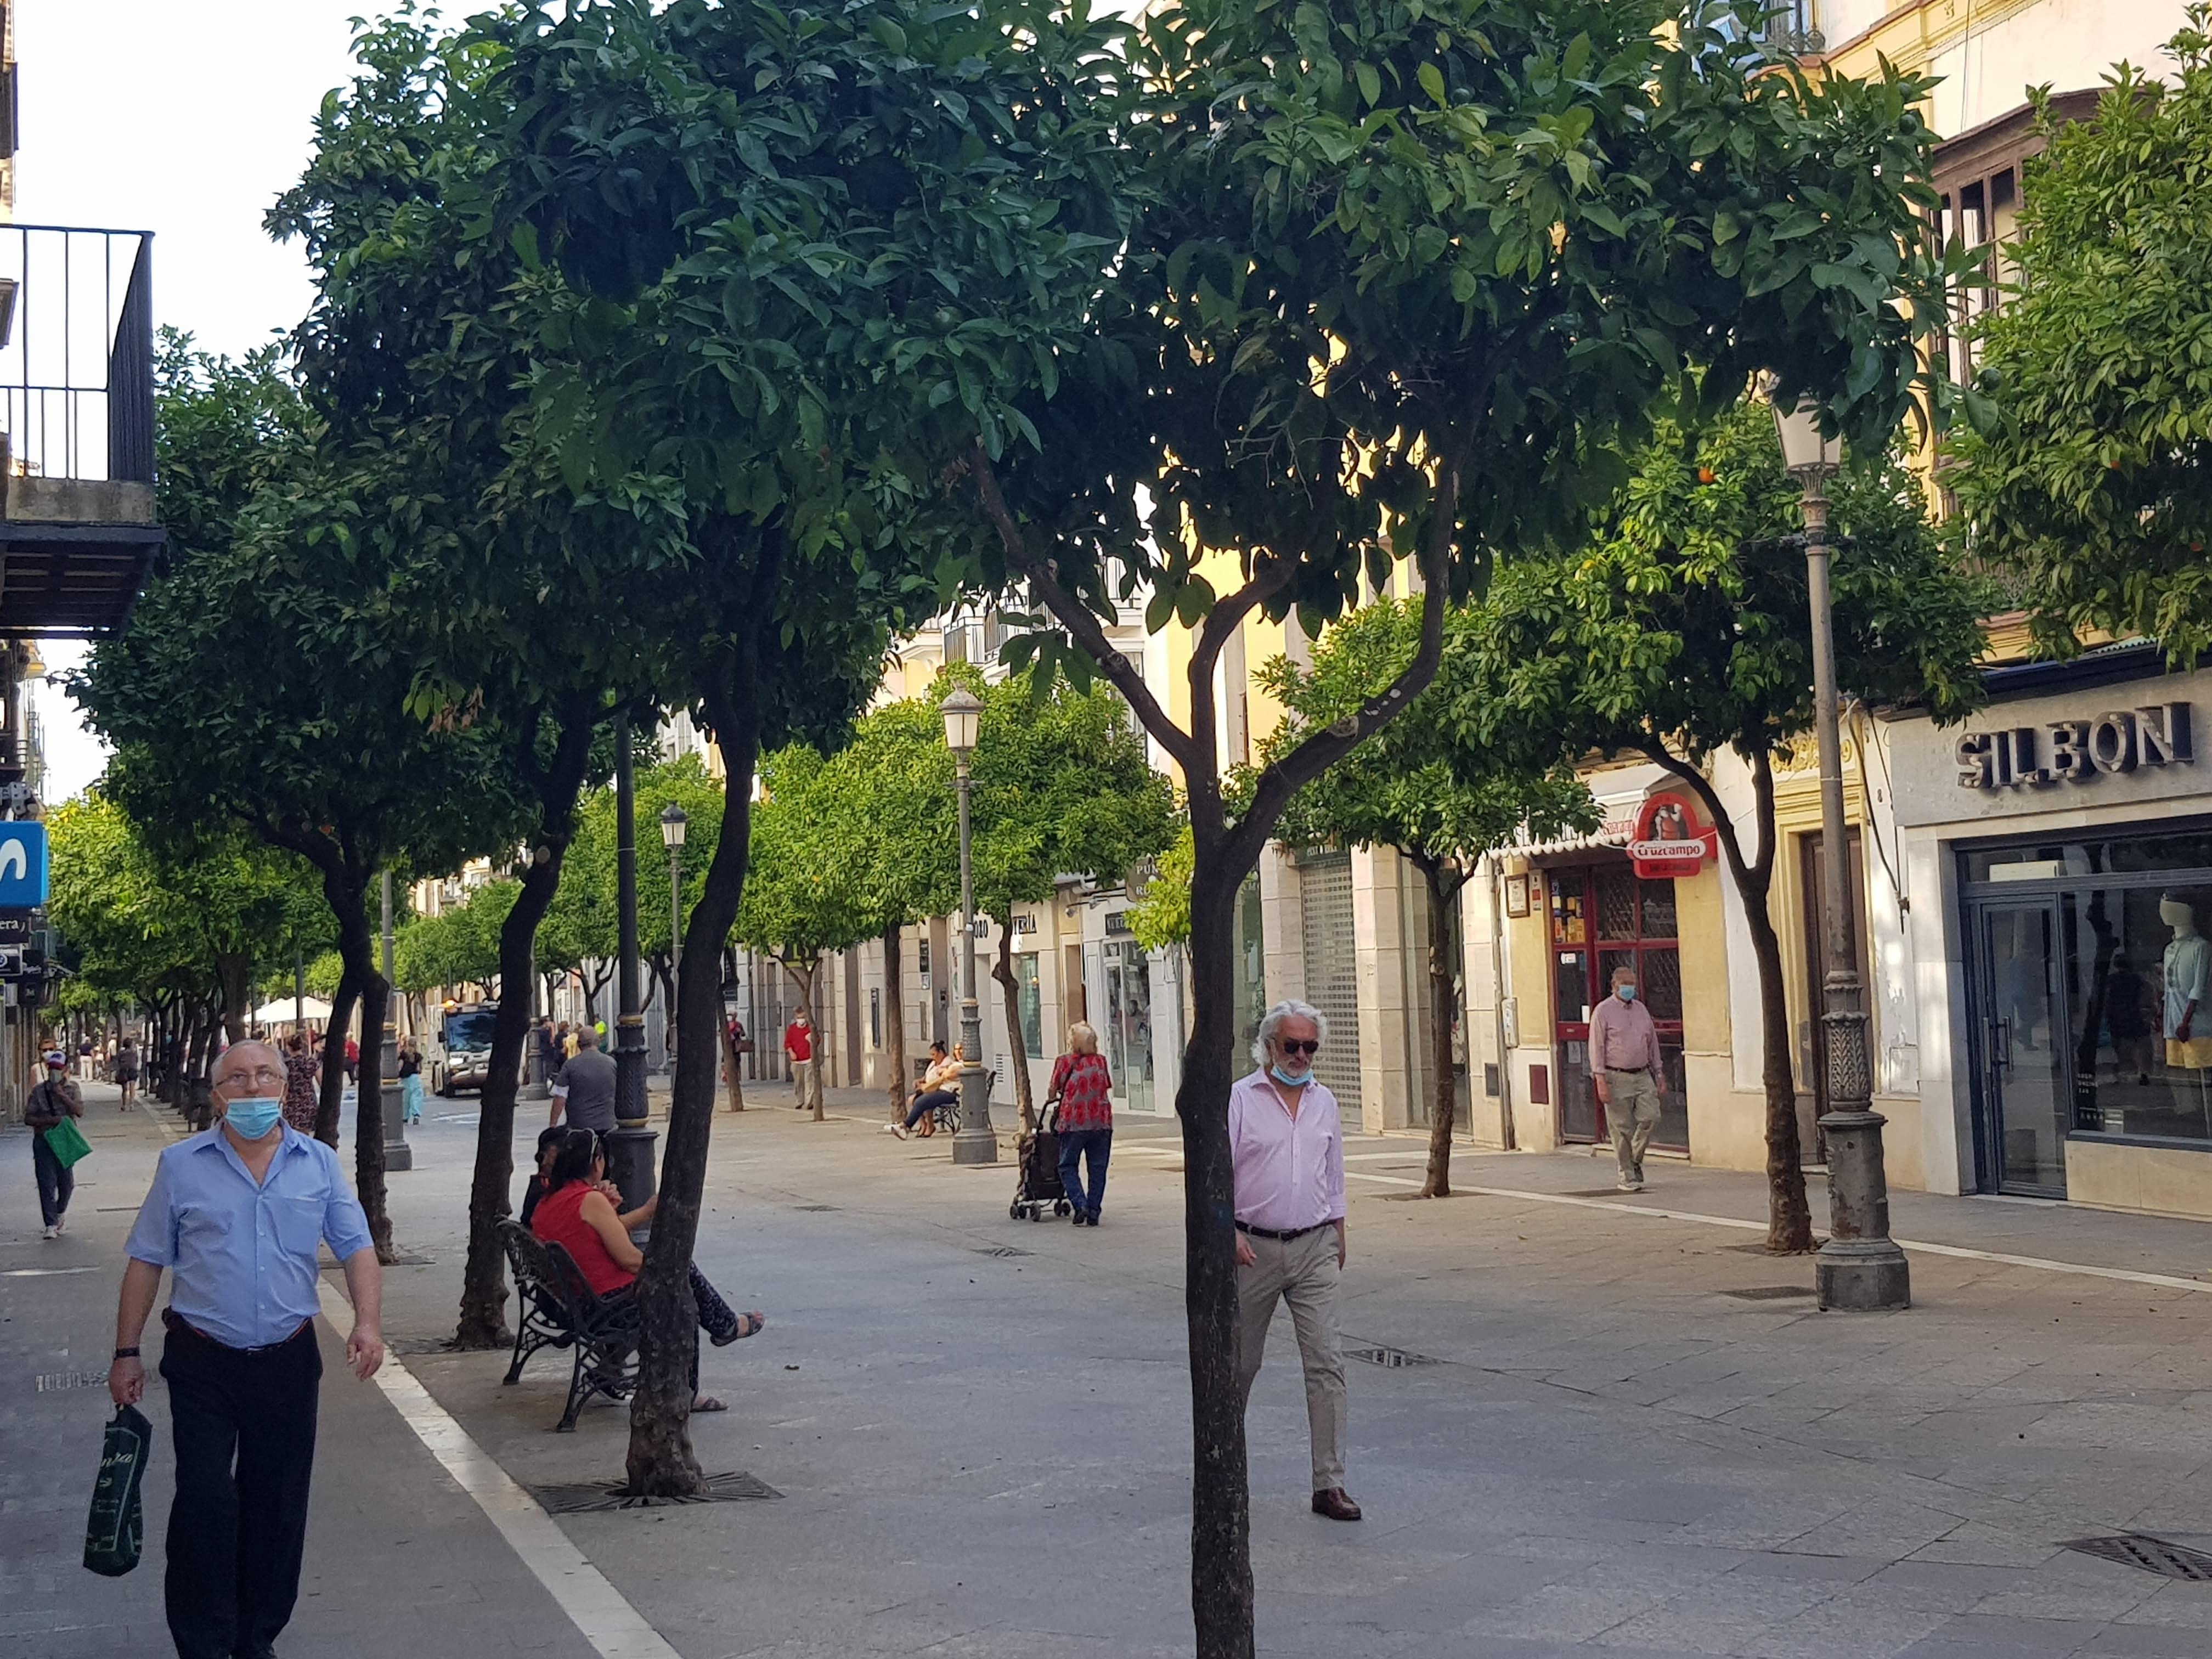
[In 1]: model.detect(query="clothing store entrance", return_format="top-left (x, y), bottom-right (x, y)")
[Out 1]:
top-left (1961, 824), bottom-right (2212, 1201)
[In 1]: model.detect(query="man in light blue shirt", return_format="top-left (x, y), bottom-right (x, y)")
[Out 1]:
top-left (108, 1040), bottom-right (384, 1659)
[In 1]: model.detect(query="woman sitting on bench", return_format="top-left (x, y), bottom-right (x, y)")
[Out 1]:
top-left (529, 1128), bottom-right (764, 1411)
top-left (884, 1040), bottom-right (964, 1140)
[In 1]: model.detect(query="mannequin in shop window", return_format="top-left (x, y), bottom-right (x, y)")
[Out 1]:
top-left (2161, 891), bottom-right (2212, 1123)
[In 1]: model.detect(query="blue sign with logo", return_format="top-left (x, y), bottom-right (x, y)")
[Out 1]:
top-left (0, 823), bottom-right (49, 907)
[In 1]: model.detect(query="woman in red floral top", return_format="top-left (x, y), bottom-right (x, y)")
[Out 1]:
top-left (1048, 1022), bottom-right (1114, 1226)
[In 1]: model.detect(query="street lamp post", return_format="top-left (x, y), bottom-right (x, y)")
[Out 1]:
top-left (379, 869), bottom-right (412, 1172)
top-left (605, 709), bottom-right (657, 1220)
top-left (660, 803), bottom-right (687, 1073)
top-left (1772, 396), bottom-right (1909, 1312)
top-left (938, 687), bottom-right (996, 1166)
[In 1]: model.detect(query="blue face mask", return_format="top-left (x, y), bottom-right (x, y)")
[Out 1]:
top-left (223, 1097), bottom-right (284, 1141)
top-left (1269, 1062), bottom-right (1312, 1087)
top-left (1617, 984), bottom-right (1638, 1002)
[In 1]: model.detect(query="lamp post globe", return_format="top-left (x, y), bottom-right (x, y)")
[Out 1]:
top-left (937, 686), bottom-right (995, 1165)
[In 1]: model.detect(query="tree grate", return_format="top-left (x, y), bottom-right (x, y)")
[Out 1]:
top-left (1346, 1345), bottom-right (1439, 1368)
top-left (36, 1371), bottom-right (108, 1392)
top-left (531, 1470), bottom-right (782, 1514)
top-left (1723, 1286), bottom-right (1816, 1301)
top-left (975, 1245), bottom-right (1032, 1259)
top-left (792, 1204), bottom-right (838, 1213)
top-left (2063, 1534), bottom-right (2212, 1580)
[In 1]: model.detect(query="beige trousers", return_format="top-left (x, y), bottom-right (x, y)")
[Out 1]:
top-left (792, 1058), bottom-right (821, 1111)
top-left (1606, 1067), bottom-right (1661, 1181)
top-left (1235, 1226), bottom-right (1347, 1492)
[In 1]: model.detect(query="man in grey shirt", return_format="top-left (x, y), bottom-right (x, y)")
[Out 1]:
top-left (549, 1026), bottom-right (619, 1133)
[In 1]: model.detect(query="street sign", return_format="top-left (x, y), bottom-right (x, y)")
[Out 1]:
top-left (0, 823), bottom-right (46, 907)
top-left (0, 910), bottom-right (32, 944)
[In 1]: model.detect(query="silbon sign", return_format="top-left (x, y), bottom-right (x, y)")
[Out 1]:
top-left (1954, 702), bottom-right (2193, 791)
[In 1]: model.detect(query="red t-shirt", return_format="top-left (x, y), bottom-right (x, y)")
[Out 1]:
top-left (530, 1182), bottom-right (635, 1299)
top-left (785, 1021), bottom-right (814, 1062)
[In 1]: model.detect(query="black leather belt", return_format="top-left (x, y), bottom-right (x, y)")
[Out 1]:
top-left (162, 1307), bottom-right (312, 1356)
top-left (1235, 1220), bottom-right (1325, 1242)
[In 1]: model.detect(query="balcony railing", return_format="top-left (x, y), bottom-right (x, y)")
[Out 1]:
top-left (0, 223), bottom-right (155, 488)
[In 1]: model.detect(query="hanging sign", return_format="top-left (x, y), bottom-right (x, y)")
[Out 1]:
top-left (1627, 792), bottom-right (1712, 879)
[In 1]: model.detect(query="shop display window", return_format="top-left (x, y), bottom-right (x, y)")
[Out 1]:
top-left (2063, 885), bottom-right (2212, 1144)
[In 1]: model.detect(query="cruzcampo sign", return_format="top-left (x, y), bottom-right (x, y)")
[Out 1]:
top-left (1953, 702), bottom-right (2193, 792)
top-left (1626, 791), bottom-right (1712, 879)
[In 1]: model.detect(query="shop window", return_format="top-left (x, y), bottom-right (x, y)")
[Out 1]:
top-left (2064, 885), bottom-right (2212, 1145)
top-left (1015, 952), bottom-right (1042, 1059)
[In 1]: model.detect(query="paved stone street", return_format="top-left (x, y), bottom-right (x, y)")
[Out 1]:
top-left (13, 1082), bottom-right (2212, 1657)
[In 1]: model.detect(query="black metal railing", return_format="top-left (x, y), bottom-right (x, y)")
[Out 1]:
top-left (0, 224), bottom-right (155, 488)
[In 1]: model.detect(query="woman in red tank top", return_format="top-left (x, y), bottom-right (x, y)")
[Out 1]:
top-left (529, 1130), bottom-right (766, 1408)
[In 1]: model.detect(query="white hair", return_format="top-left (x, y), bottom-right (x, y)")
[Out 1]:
top-left (1250, 1000), bottom-right (1327, 1069)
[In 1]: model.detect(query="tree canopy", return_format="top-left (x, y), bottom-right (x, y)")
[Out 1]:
top-left (1951, 12), bottom-right (2212, 659)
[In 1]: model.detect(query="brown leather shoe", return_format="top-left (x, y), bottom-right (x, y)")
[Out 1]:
top-left (1311, 1487), bottom-right (1362, 1522)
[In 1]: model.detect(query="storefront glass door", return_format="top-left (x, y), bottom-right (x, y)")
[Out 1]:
top-left (1548, 862), bottom-right (1688, 1152)
top-left (1102, 939), bottom-right (1156, 1115)
top-left (1976, 899), bottom-right (2068, 1196)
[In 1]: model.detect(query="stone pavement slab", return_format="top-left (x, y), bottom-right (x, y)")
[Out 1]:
top-left (352, 1084), bottom-right (2212, 1657)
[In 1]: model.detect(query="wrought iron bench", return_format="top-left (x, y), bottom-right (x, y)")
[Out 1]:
top-left (496, 1219), bottom-right (641, 1431)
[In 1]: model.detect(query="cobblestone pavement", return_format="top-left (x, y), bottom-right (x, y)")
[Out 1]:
top-left (13, 1079), bottom-right (2212, 1657)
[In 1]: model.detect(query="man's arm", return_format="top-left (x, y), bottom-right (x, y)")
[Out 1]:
top-left (339, 1247), bottom-right (385, 1380)
top-left (108, 1257), bottom-right (162, 1406)
top-left (1589, 1004), bottom-right (1611, 1105)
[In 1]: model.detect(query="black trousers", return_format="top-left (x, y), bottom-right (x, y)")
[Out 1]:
top-left (31, 1133), bottom-right (72, 1227)
top-left (159, 1314), bottom-right (321, 1659)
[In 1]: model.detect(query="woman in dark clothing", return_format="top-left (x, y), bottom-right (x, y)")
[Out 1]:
top-left (280, 1032), bottom-right (320, 1133)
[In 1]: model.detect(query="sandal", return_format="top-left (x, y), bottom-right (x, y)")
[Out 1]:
top-left (693, 1393), bottom-right (728, 1413)
top-left (710, 1312), bottom-right (766, 1347)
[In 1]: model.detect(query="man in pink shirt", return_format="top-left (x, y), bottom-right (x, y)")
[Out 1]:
top-left (1589, 963), bottom-right (1664, 1192)
top-left (1231, 1000), bottom-right (1358, 1522)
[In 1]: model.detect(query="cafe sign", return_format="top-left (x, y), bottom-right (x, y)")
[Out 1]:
top-left (1954, 701), bottom-right (2194, 791)
top-left (1626, 791), bottom-right (1712, 879)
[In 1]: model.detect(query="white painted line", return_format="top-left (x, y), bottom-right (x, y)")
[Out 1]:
top-left (314, 1280), bottom-right (680, 1659)
top-left (1341, 1171), bottom-right (2212, 1295)
top-left (2, 1265), bottom-right (101, 1277)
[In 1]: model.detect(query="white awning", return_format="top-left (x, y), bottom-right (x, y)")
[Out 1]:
top-left (252, 997), bottom-right (332, 1025)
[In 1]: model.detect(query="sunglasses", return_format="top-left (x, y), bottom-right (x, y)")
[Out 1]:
top-left (1277, 1038), bottom-right (1320, 1057)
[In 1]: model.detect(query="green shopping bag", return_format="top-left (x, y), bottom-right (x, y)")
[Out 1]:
top-left (42, 1116), bottom-right (92, 1169)
top-left (83, 1403), bottom-right (151, 1577)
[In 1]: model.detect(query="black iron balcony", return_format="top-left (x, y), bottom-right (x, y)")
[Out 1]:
top-left (0, 224), bottom-right (163, 638)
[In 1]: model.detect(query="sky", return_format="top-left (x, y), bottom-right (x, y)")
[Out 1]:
top-left (16, 0), bottom-right (372, 804)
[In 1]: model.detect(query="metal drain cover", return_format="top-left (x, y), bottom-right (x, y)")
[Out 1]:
top-left (975, 1245), bottom-right (1032, 1259)
top-left (1346, 1345), bottom-right (1439, 1368)
top-left (1723, 1286), bottom-right (1816, 1301)
top-left (793, 1204), bottom-right (838, 1213)
top-left (2063, 1534), bottom-right (2212, 1580)
top-left (532, 1470), bottom-right (782, 1513)
top-left (36, 1371), bottom-right (107, 1392)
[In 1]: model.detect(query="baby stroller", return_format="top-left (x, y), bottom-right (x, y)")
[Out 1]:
top-left (1011, 1104), bottom-right (1073, 1222)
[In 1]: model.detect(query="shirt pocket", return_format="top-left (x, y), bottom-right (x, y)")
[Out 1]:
top-left (272, 1195), bottom-right (327, 1258)
top-left (177, 1202), bottom-right (235, 1243)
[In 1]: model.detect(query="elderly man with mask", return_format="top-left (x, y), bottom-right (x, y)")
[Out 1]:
top-left (1232, 999), bottom-right (1358, 1522)
top-left (108, 1040), bottom-right (384, 1659)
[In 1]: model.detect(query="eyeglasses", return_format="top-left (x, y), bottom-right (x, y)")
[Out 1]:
top-left (216, 1066), bottom-right (288, 1093)
top-left (1277, 1038), bottom-right (1320, 1057)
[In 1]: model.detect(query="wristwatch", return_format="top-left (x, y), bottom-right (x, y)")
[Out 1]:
top-left (112, 1347), bottom-right (140, 1360)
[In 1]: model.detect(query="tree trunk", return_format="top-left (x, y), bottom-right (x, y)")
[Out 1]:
top-left (881, 918), bottom-right (906, 1118)
top-left (990, 915), bottom-right (1036, 1131)
top-left (456, 712), bottom-right (598, 1350)
top-left (215, 951), bottom-right (252, 1043)
top-left (1183, 831), bottom-right (1255, 1659)
top-left (1417, 862), bottom-right (1464, 1199)
top-left (1741, 878), bottom-right (1814, 1252)
top-left (627, 664), bottom-right (761, 1498)
top-left (341, 899), bottom-right (396, 1263)
top-left (314, 966), bottom-right (360, 1148)
top-left (1647, 744), bottom-right (1813, 1253)
top-left (718, 1010), bottom-right (744, 1111)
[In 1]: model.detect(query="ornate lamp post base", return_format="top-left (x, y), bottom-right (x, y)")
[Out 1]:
top-left (1815, 1109), bottom-right (1909, 1311)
